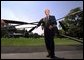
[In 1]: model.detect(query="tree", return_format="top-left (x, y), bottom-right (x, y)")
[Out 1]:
top-left (60, 7), bottom-right (83, 38)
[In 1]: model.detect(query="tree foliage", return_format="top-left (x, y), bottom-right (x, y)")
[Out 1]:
top-left (60, 7), bottom-right (83, 38)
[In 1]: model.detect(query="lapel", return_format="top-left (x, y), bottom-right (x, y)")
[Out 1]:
top-left (43, 15), bottom-right (51, 23)
top-left (48, 15), bottom-right (51, 20)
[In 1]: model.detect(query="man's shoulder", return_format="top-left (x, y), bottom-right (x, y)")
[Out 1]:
top-left (49, 15), bottom-right (55, 18)
top-left (50, 15), bottom-right (55, 17)
top-left (42, 15), bottom-right (55, 21)
top-left (43, 15), bottom-right (55, 19)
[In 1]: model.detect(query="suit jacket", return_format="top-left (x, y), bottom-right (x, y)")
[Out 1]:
top-left (37, 15), bottom-right (57, 28)
top-left (29, 15), bottom-right (59, 34)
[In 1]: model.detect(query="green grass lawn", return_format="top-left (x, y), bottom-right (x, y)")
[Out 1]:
top-left (1, 37), bottom-right (81, 46)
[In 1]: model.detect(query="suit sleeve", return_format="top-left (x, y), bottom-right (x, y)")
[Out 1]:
top-left (28, 19), bottom-right (43, 32)
top-left (36, 18), bottom-right (43, 27)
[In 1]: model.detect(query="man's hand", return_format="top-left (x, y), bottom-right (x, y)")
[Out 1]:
top-left (49, 25), bottom-right (53, 30)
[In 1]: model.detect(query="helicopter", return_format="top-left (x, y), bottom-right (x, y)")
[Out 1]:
top-left (1, 19), bottom-right (38, 38)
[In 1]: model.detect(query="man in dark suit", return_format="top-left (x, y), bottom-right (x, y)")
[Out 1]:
top-left (36, 9), bottom-right (57, 58)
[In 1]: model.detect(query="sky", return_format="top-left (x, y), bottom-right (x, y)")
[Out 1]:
top-left (1, 1), bottom-right (83, 35)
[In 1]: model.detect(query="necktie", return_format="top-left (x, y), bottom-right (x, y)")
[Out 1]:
top-left (45, 16), bottom-right (49, 26)
top-left (46, 16), bottom-right (49, 20)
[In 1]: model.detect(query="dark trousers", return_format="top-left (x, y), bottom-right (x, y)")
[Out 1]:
top-left (44, 27), bottom-right (55, 56)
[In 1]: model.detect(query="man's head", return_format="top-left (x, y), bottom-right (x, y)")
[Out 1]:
top-left (44, 9), bottom-right (50, 16)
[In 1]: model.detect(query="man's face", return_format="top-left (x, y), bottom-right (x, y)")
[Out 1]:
top-left (45, 9), bottom-right (50, 16)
